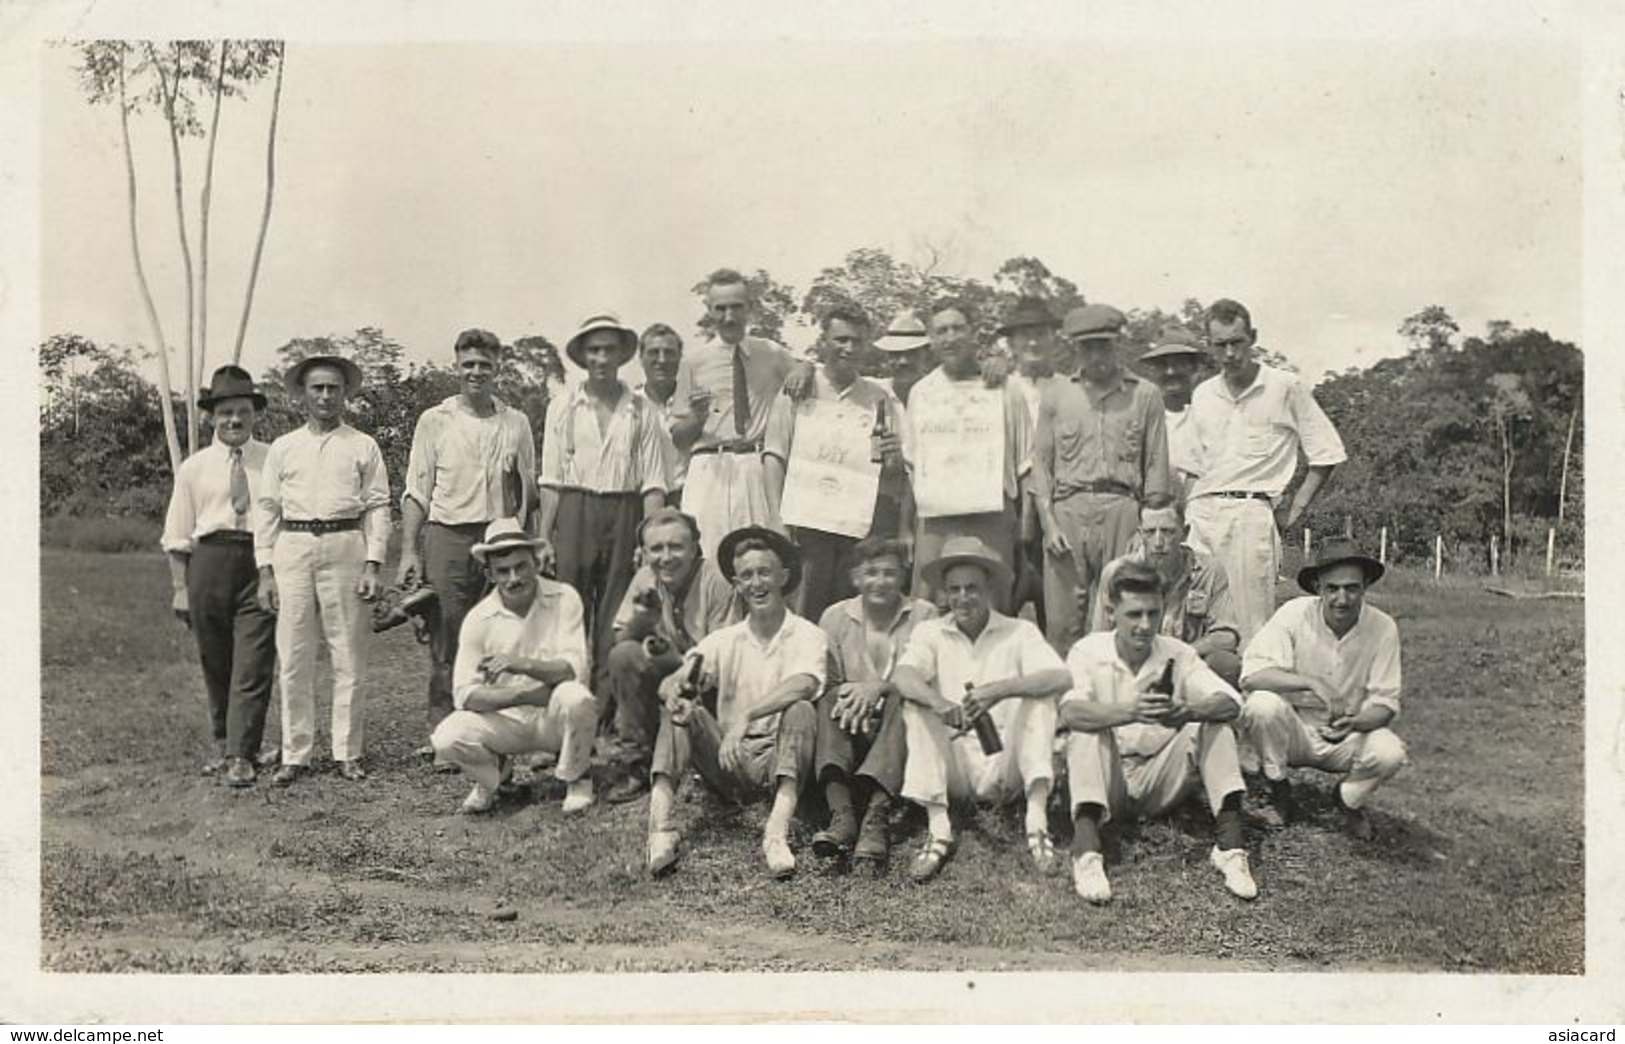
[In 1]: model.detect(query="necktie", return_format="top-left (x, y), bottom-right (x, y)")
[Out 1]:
top-left (731, 345), bottom-right (750, 438)
top-left (229, 446), bottom-right (249, 526)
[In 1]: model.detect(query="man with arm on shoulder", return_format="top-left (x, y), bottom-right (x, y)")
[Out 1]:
top-left (635, 323), bottom-right (708, 510)
top-left (1059, 560), bottom-right (1257, 904)
top-left (430, 519), bottom-right (597, 815)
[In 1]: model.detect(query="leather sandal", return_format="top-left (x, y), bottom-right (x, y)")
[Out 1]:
top-left (909, 835), bottom-right (955, 883)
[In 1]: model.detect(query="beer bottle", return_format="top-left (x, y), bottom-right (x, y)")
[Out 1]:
top-left (870, 398), bottom-right (890, 465)
top-left (967, 680), bottom-right (1003, 755)
top-left (1151, 658), bottom-right (1176, 696)
top-left (680, 654), bottom-right (706, 699)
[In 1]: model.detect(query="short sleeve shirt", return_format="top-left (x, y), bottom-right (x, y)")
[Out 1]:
top-left (897, 611), bottom-right (1063, 703)
top-left (1187, 364), bottom-right (1347, 499)
top-left (692, 612), bottom-right (828, 737)
top-left (1061, 632), bottom-right (1240, 757)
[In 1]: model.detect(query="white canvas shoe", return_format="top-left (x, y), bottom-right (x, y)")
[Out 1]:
top-left (1072, 851), bottom-right (1112, 904)
top-left (763, 833), bottom-right (796, 878)
top-left (561, 777), bottom-right (595, 815)
top-left (1210, 846), bottom-right (1259, 900)
top-left (459, 783), bottom-right (497, 815)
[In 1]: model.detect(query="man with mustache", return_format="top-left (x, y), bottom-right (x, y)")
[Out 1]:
top-left (635, 323), bottom-right (709, 510)
top-left (399, 328), bottom-right (539, 770)
top-left (1138, 326), bottom-right (1209, 499)
top-left (1239, 542), bottom-right (1408, 840)
top-left (891, 537), bottom-right (1071, 882)
top-left (810, 536), bottom-right (936, 871)
top-left (763, 304), bottom-right (912, 621)
top-left (1059, 560), bottom-right (1258, 904)
top-left (874, 312), bottom-right (935, 407)
top-left (1033, 303), bottom-right (1172, 648)
top-left (255, 353), bottom-right (391, 785)
top-left (645, 526), bottom-right (824, 880)
top-left (599, 508), bottom-right (742, 804)
top-left (430, 518), bottom-right (598, 816)
top-left (538, 314), bottom-right (673, 706)
top-left (1185, 298), bottom-right (1346, 641)
top-left (162, 365), bottom-right (277, 787)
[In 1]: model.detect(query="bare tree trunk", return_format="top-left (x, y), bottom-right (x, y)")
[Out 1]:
top-left (197, 42), bottom-right (228, 394)
top-left (1500, 414), bottom-right (1514, 561)
top-left (1558, 405), bottom-right (1577, 524)
top-left (152, 42), bottom-right (200, 456)
top-left (117, 48), bottom-right (182, 473)
top-left (233, 43), bottom-right (284, 366)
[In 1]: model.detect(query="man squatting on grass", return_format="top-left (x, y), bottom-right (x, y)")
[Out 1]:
top-left (163, 366), bottom-right (278, 788)
top-left (646, 526), bottom-right (824, 879)
top-left (1059, 560), bottom-right (1257, 904)
top-left (430, 518), bottom-right (598, 815)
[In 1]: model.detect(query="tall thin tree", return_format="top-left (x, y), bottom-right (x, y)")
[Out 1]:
top-left (150, 41), bottom-right (201, 454)
top-left (233, 42), bottom-right (284, 365)
top-left (196, 42), bottom-right (229, 394)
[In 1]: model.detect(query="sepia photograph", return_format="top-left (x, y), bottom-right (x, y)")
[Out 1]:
top-left (4, 0), bottom-right (1623, 1026)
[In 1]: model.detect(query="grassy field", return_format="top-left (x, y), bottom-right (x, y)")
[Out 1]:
top-left (38, 548), bottom-right (1584, 973)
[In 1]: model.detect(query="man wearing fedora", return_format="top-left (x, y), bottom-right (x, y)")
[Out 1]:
top-left (399, 328), bottom-right (539, 768)
top-left (875, 311), bottom-right (936, 407)
top-left (1033, 303), bottom-right (1172, 647)
top-left (162, 365), bottom-right (277, 787)
top-left (430, 518), bottom-right (598, 815)
top-left (645, 525), bottom-right (824, 879)
top-left (539, 313), bottom-right (673, 705)
top-left (762, 303), bottom-right (912, 622)
top-left (599, 506), bottom-right (742, 804)
top-left (891, 536), bottom-right (1071, 882)
top-left (1059, 560), bottom-right (1258, 904)
top-left (998, 296), bottom-right (1064, 635)
top-left (1239, 540), bottom-right (1408, 839)
top-left (256, 353), bottom-right (391, 785)
top-left (1185, 298), bottom-right (1346, 641)
top-left (1137, 326), bottom-right (1209, 499)
top-left (1097, 494), bottom-right (1243, 687)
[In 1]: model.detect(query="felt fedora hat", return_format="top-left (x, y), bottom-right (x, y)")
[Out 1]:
top-left (1297, 538), bottom-right (1386, 593)
top-left (716, 525), bottom-right (803, 592)
top-left (198, 365), bottom-right (267, 411)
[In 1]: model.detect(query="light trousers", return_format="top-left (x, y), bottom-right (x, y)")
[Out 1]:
top-left (1184, 495), bottom-right (1279, 643)
top-left (901, 694), bottom-right (1057, 807)
top-left (1042, 492), bottom-right (1142, 648)
top-left (271, 530), bottom-right (370, 765)
top-left (1065, 721), bottom-right (1245, 826)
top-left (430, 681), bottom-right (598, 791)
top-left (1239, 691), bottom-right (1408, 809)
top-left (685, 451), bottom-right (776, 564)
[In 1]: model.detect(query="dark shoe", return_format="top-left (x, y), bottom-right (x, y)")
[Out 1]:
top-left (851, 798), bottom-right (891, 872)
top-left (1267, 778), bottom-right (1297, 826)
top-left (270, 764), bottom-right (303, 788)
top-left (200, 754), bottom-right (228, 777)
top-left (224, 757), bottom-right (256, 788)
top-left (605, 771), bottom-right (651, 805)
top-left (1341, 801), bottom-right (1374, 841)
top-left (338, 759), bottom-right (367, 782)
top-left (909, 835), bottom-right (955, 883)
top-left (811, 807), bottom-right (859, 860)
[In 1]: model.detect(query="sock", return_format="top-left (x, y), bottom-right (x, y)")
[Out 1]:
top-left (925, 801), bottom-right (952, 841)
top-left (1024, 780), bottom-right (1051, 835)
top-left (765, 777), bottom-right (798, 839)
top-left (1215, 791), bottom-right (1245, 851)
top-left (649, 776), bottom-right (677, 832)
top-left (1071, 803), bottom-right (1104, 857)
top-left (567, 776), bottom-right (594, 800)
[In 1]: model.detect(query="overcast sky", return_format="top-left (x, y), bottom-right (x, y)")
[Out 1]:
top-left (38, 32), bottom-right (1581, 383)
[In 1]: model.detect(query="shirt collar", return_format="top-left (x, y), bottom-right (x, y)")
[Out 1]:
top-left (480, 581), bottom-right (560, 621)
top-left (840, 595), bottom-right (916, 630)
top-left (442, 393), bottom-right (508, 416)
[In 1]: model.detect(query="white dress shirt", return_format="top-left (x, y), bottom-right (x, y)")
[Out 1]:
top-left (255, 422), bottom-right (392, 566)
top-left (452, 578), bottom-right (589, 709)
top-left (1061, 632), bottom-right (1239, 758)
top-left (161, 438), bottom-right (269, 553)
top-left (1242, 596), bottom-right (1403, 723)
top-left (689, 611), bottom-right (828, 738)
top-left (1187, 364), bottom-right (1346, 499)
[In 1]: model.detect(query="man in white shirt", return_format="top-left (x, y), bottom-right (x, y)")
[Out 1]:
top-left (1137, 327), bottom-right (1208, 500)
top-left (634, 323), bottom-right (708, 509)
top-left (539, 314), bottom-right (672, 700)
top-left (162, 366), bottom-right (276, 787)
top-left (645, 526), bottom-right (824, 880)
top-left (1239, 541), bottom-right (1408, 840)
top-left (1185, 298), bottom-right (1347, 641)
top-left (891, 537), bottom-right (1071, 883)
top-left (875, 312), bottom-right (935, 407)
top-left (398, 328), bottom-right (538, 768)
top-left (256, 354), bottom-right (391, 786)
top-left (430, 518), bottom-right (598, 816)
top-left (1059, 560), bottom-right (1257, 904)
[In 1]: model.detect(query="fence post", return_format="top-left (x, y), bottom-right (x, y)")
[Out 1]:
top-left (1379, 526), bottom-right (1388, 566)
top-left (1434, 534), bottom-right (1443, 581)
top-left (1491, 535), bottom-right (1499, 577)
top-left (1546, 528), bottom-right (1555, 576)
top-left (1344, 515), bottom-right (1353, 539)
top-left (1304, 528), bottom-right (1312, 561)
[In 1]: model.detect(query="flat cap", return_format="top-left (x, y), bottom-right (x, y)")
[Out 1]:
top-left (996, 296), bottom-right (1060, 336)
top-left (1062, 303), bottom-right (1127, 342)
top-left (1139, 325), bottom-right (1206, 362)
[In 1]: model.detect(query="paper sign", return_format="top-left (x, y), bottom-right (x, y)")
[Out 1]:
top-left (911, 382), bottom-right (1005, 517)
top-left (778, 397), bottom-right (881, 538)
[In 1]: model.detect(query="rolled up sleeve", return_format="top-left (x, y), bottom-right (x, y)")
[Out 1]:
top-left (402, 412), bottom-right (436, 512)
top-left (552, 585), bottom-right (590, 682)
top-left (1290, 378), bottom-right (1348, 467)
top-left (1363, 620), bottom-right (1403, 718)
top-left (451, 612), bottom-right (489, 710)
top-left (360, 437), bottom-right (392, 563)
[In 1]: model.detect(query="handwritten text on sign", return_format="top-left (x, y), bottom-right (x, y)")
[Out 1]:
top-left (912, 382), bottom-right (1004, 517)
top-left (778, 398), bottom-right (881, 538)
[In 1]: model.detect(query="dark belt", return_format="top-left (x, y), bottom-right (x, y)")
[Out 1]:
top-left (1206, 491), bottom-right (1273, 503)
top-left (284, 517), bottom-right (361, 534)
top-left (198, 529), bottom-right (254, 545)
top-left (691, 439), bottom-right (762, 457)
top-left (1059, 480), bottom-right (1136, 498)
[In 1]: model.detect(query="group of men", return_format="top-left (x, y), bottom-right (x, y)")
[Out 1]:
top-left (162, 267), bottom-right (1412, 905)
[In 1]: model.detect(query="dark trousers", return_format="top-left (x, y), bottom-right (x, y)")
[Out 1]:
top-left (423, 522), bottom-right (489, 732)
top-left (790, 493), bottom-right (905, 623)
top-left (813, 686), bottom-right (906, 797)
top-left (604, 637), bottom-right (684, 764)
top-left (551, 489), bottom-right (644, 711)
top-left (186, 535), bottom-right (277, 759)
